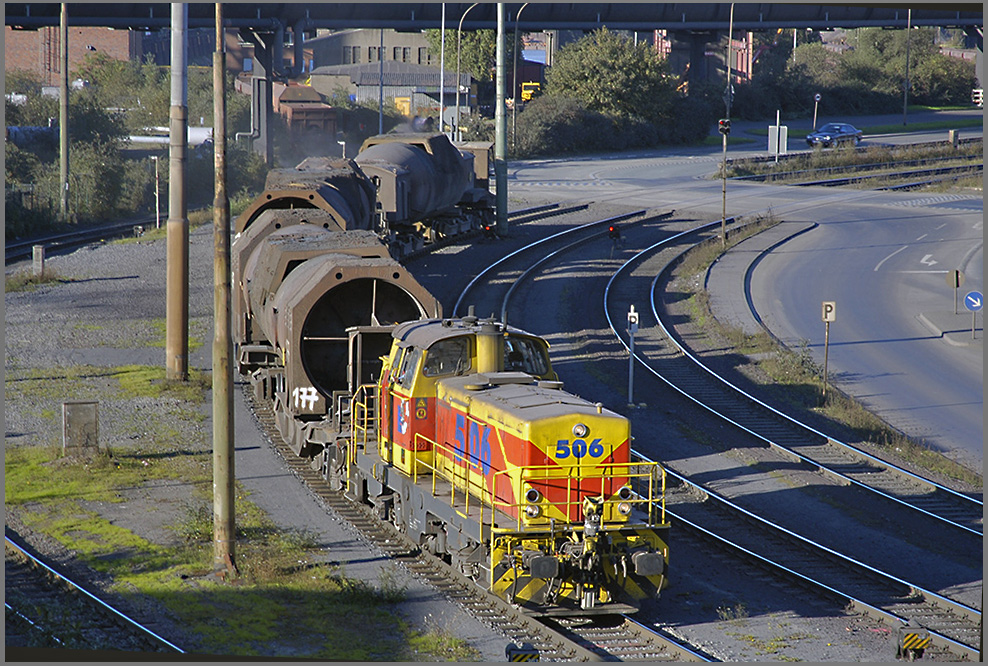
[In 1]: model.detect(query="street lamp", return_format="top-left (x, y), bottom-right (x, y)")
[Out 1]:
top-left (455, 2), bottom-right (480, 142)
top-left (150, 155), bottom-right (160, 229)
top-left (511, 2), bottom-right (530, 153)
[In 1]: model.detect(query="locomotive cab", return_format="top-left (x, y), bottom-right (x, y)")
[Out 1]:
top-left (376, 315), bottom-right (556, 476)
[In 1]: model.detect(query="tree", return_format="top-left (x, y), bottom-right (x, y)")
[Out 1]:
top-left (544, 28), bottom-right (676, 126)
top-left (422, 29), bottom-right (504, 83)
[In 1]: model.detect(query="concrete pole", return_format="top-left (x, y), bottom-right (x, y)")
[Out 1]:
top-left (59, 3), bottom-right (69, 221)
top-left (212, 2), bottom-right (237, 579)
top-left (902, 8), bottom-right (911, 126)
top-left (494, 3), bottom-right (508, 235)
top-left (166, 2), bottom-right (190, 382)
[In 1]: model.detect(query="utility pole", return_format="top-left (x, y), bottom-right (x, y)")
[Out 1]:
top-left (166, 3), bottom-right (190, 381)
top-left (721, 3), bottom-right (734, 249)
top-left (903, 8), bottom-right (911, 126)
top-left (59, 3), bottom-right (69, 221)
top-left (212, 1), bottom-right (237, 580)
top-left (494, 3), bottom-right (508, 235)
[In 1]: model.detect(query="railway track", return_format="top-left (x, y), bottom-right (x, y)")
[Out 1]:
top-left (590, 221), bottom-right (981, 659)
top-left (651, 460), bottom-right (982, 660)
top-left (452, 207), bottom-right (675, 319)
top-left (600, 220), bottom-right (983, 537)
top-left (459, 210), bottom-right (980, 660)
top-left (5, 220), bottom-right (155, 265)
top-left (5, 533), bottom-right (184, 655)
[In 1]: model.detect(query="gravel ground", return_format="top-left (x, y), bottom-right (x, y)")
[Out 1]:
top-left (5, 194), bottom-right (977, 661)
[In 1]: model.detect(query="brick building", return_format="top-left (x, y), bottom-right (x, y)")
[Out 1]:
top-left (4, 25), bottom-right (143, 86)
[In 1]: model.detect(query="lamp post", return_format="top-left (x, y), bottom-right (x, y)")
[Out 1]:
top-left (439, 3), bottom-right (447, 137)
top-left (455, 2), bottom-right (480, 142)
top-left (511, 2), bottom-right (530, 153)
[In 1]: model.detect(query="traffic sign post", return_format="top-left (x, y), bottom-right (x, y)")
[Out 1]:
top-left (821, 301), bottom-right (836, 402)
top-left (964, 290), bottom-right (982, 339)
top-left (627, 305), bottom-right (639, 407)
top-left (946, 269), bottom-right (965, 314)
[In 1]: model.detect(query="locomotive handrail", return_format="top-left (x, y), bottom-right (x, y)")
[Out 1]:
top-left (408, 430), bottom-right (666, 534)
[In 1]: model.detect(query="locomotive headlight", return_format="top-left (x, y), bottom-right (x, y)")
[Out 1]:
top-left (618, 486), bottom-right (633, 500)
top-left (617, 502), bottom-right (633, 516)
top-left (572, 423), bottom-right (589, 438)
top-left (525, 504), bottom-right (542, 518)
top-left (525, 487), bottom-right (541, 504)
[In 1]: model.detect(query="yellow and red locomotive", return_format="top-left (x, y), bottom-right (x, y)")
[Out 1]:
top-left (337, 313), bottom-right (670, 614)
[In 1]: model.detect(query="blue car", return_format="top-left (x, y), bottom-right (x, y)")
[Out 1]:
top-left (806, 123), bottom-right (863, 148)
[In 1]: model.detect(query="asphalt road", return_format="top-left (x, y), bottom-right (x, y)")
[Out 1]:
top-left (748, 190), bottom-right (983, 470)
top-left (507, 108), bottom-right (983, 472)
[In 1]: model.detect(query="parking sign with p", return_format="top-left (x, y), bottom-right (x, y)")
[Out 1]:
top-left (822, 301), bottom-right (836, 322)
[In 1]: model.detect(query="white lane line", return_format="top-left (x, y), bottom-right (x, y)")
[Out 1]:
top-left (874, 245), bottom-right (908, 272)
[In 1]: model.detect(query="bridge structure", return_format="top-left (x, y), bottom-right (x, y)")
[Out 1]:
top-left (6, 3), bottom-right (982, 160)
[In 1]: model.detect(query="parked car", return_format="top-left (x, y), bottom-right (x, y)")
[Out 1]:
top-left (805, 123), bottom-right (863, 148)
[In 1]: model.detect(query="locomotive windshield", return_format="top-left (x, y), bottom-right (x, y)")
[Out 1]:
top-left (423, 336), bottom-right (472, 377)
top-left (504, 335), bottom-right (551, 376)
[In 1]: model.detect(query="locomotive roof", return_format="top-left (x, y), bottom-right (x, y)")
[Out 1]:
top-left (438, 372), bottom-right (623, 421)
top-left (391, 317), bottom-right (544, 349)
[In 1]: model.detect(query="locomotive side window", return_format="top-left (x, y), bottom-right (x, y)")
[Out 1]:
top-left (423, 336), bottom-right (472, 377)
top-left (395, 346), bottom-right (422, 389)
top-left (504, 335), bottom-right (550, 376)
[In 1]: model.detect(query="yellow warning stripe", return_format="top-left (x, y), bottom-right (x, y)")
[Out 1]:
top-left (901, 633), bottom-right (931, 650)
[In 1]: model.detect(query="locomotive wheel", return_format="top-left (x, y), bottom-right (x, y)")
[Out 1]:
top-left (390, 492), bottom-right (407, 534)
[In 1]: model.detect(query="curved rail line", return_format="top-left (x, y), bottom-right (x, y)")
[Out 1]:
top-left (628, 449), bottom-right (981, 661)
top-left (5, 533), bottom-right (185, 654)
top-left (456, 213), bottom-right (980, 661)
top-left (452, 208), bottom-right (656, 317)
top-left (600, 221), bottom-right (982, 537)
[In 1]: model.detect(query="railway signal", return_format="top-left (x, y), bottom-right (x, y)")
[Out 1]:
top-left (718, 118), bottom-right (732, 135)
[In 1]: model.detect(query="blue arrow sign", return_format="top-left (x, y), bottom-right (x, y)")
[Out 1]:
top-left (964, 291), bottom-right (983, 312)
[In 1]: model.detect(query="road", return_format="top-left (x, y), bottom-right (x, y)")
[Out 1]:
top-left (506, 109), bottom-right (983, 472)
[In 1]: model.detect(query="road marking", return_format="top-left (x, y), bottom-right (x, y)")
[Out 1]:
top-left (920, 254), bottom-right (938, 266)
top-left (916, 234), bottom-right (928, 241)
top-left (874, 245), bottom-right (908, 272)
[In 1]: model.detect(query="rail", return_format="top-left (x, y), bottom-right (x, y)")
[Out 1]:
top-left (5, 534), bottom-right (185, 654)
top-left (631, 451), bottom-right (982, 660)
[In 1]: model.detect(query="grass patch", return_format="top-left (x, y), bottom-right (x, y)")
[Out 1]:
top-left (5, 269), bottom-right (66, 293)
top-left (5, 438), bottom-right (465, 660)
top-left (5, 361), bottom-right (469, 660)
top-left (725, 141), bottom-right (982, 181)
top-left (112, 364), bottom-right (211, 403)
